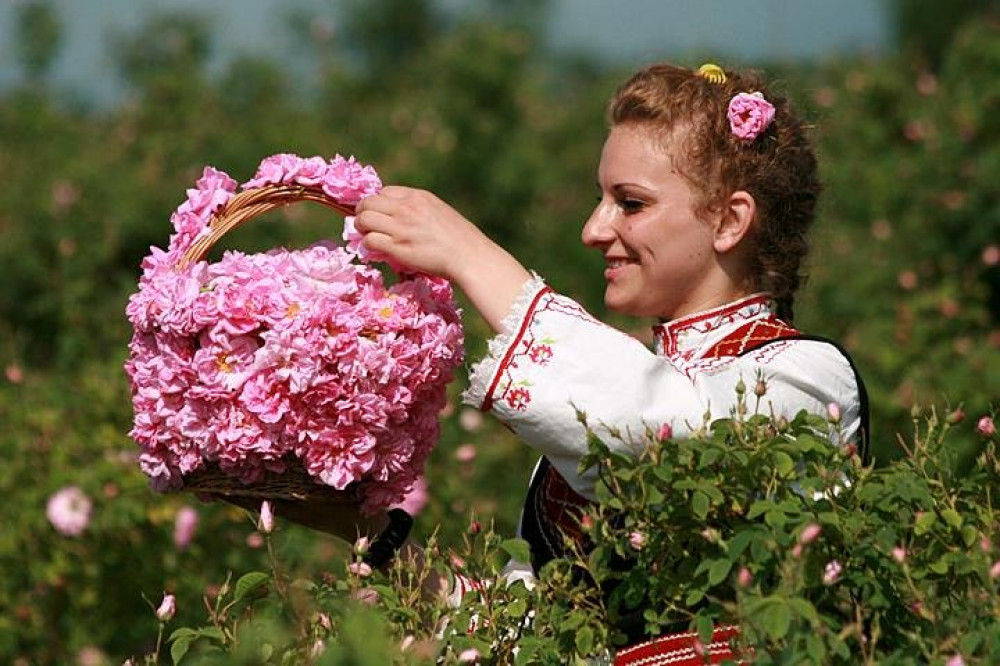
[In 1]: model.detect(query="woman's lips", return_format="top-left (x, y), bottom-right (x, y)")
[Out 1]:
top-left (604, 258), bottom-right (637, 280)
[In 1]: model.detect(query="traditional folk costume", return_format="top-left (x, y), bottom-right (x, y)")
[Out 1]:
top-left (451, 275), bottom-right (868, 665)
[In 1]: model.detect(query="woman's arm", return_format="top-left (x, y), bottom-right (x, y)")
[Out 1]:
top-left (354, 186), bottom-right (531, 332)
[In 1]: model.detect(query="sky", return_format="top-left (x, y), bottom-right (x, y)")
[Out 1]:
top-left (0, 0), bottom-right (891, 107)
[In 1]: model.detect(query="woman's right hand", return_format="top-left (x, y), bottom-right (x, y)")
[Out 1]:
top-left (354, 186), bottom-right (532, 332)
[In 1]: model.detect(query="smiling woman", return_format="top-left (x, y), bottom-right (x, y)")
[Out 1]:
top-left (349, 61), bottom-right (868, 664)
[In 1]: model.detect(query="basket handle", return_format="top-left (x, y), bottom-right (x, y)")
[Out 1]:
top-left (178, 184), bottom-right (357, 268)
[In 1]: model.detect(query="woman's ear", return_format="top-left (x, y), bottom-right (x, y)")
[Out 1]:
top-left (713, 190), bottom-right (756, 254)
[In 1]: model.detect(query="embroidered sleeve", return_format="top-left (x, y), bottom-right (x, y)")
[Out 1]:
top-left (464, 272), bottom-right (550, 409)
top-left (460, 285), bottom-right (863, 501)
top-left (462, 284), bottom-right (708, 499)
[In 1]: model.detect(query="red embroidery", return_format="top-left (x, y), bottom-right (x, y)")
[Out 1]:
top-left (484, 289), bottom-right (605, 412)
top-left (482, 287), bottom-right (552, 412)
top-left (614, 624), bottom-right (746, 665)
top-left (702, 319), bottom-right (799, 359)
top-left (505, 387), bottom-right (532, 411)
top-left (528, 343), bottom-right (553, 365)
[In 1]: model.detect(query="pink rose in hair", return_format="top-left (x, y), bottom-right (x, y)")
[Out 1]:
top-left (727, 92), bottom-right (775, 140)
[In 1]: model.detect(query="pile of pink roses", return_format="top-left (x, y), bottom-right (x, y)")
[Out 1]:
top-left (125, 154), bottom-right (464, 513)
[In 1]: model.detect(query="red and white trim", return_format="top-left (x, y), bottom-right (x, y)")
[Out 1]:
top-left (614, 625), bottom-right (746, 665)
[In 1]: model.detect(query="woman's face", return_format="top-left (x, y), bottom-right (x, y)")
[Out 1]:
top-left (581, 123), bottom-right (736, 321)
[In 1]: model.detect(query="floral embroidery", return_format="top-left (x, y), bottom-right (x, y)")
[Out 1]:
top-left (506, 386), bottom-right (532, 411)
top-left (528, 343), bottom-right (553, 365)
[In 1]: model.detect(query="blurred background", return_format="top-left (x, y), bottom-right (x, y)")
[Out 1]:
top-left (0, 0), bottom-right (997, 662)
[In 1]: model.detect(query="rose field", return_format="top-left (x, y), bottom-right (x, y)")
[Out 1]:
top-left (1, 2), bottom-right (998, 664)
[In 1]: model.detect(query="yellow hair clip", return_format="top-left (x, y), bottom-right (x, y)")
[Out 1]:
top-left (697, 63), bottom-right (727, 84)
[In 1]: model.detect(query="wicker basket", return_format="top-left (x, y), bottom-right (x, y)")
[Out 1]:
top-left (175, 184), bottom-right (366, 505)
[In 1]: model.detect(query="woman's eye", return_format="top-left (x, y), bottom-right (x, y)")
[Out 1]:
top-left (618, 198), bottom-right (645, 213)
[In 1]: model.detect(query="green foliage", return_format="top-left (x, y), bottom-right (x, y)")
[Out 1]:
top-left (118, 404), bottom-right (999, 665)
top-left (546, 399), bottom-right (1000, 663)
top-left (2, 1), bottom-right (999, 663)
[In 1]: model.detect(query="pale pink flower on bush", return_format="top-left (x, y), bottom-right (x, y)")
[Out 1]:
top-left (656, 422), bottom-right (673, 441)
top-left (458, 407), bottom-right (483, 432)
top-left (989, 561), bottom-right (1000, 580)
top-left (454, 443), bottom-right (477, 463)
top-left (891, 547), bottom-right (907, 563)
top-left (124, 154), bottom-right (464, 515)
top-left (5, 363), bottom-right (23, 384)
top-left (354, 536), bottom-right (371, 556)
top-left (826, 402), bottom-right (842, 424)
top-left (156, 593), bottom-right (176, 622)
top-left (799, 523), bottom-right (822, 545)
top-left (822, 560), bottom-right (843, 585)
top-left (727, 92), bottom-right (776, 140)
top-left (629, 531), bottom-right (646, 551)
top-left (246, 532), bottom-right (264, 549)
top-left (173, 506), bottom-right (199, 550)
top-left (46, 486), bottom-right (92, 536)
top-left (977, 416), bottom-right (996, 437)
top-left (75, 645), bottom-right (105, 666)
top-left (258, 500), bottom-right (275, 534)
top-left (351, 587), bottom-right (379, 605)
top-left (349, 561), bottom-right (373, 578)
top-left (983, 244), bottom-right (1000, 267)
top-left (946, 655), bottom-right (966, 666)
top-left (458, 648), bottom-right (480, 663)
top-left (737, 567), bottom-right (753, 588)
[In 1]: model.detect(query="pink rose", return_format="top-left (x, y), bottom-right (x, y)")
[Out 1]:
top-left (977, 416), bottom-right (996, 437)
top-left (173, 506), bottom-right (199, 550)
top-left (46, 486), bottom-right (92, 536)
top-left (798, 522), bottom-right (822, 545)
top-left (156, 593), bottom-right (176, 622)
top-left (822, 560), bottom-right (843, 585)
top-left (727, 92), bottom-right (776, 140)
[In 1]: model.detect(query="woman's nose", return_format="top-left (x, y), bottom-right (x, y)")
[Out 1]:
top-left (581, 203), bottom-right (615, 247)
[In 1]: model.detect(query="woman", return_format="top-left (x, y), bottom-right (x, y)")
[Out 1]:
top-left (316, 62), bottom-right (867, 664)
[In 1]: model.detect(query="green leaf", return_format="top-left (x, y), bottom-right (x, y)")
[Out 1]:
top-left (773, 451), bottom-right (795, 476)
top-left (757, 597), bottom-right (791, 640)
top-left (500, 538), bottom-right (532, 563)
top-left (929, 555), bottom-right (950, 575)
top-left (692, 491), bottom-right (710, 519)
top-left (914, 512), bottom-right (937, 536)
top-left (234, 571), bottom-right (270, 602)
top-left (507, 597), bottom-right (527, 618)
top-left (685, 589), bottom-right (705, 606)
top-left (171, 636), bottom-right (193, 665)
top-left (941, 508), bottom-right (963, 529)
top-left (198, 627), bottom-right (225, 641)
top-left (575, 626), bottom-right (594, 655)
top-left (708, 558), bottom-right (733, 586)
top-left (695, 614), bottom-right (715, 644)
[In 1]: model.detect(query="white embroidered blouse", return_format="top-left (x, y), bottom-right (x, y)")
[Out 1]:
top-left (463, 275), bottom-right (864, 501)
top-left (448, 274), bottom-right (865, 602)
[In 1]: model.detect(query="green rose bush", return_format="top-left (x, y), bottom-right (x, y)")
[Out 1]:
top-left (126, 386), bottom-right (999, 665)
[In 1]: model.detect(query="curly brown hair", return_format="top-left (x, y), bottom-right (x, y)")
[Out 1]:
top-left (608, 63), bottom-right (821, 323)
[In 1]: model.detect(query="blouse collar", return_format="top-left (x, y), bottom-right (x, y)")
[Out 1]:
top-left (652, 293), bottom-right (773, 359)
